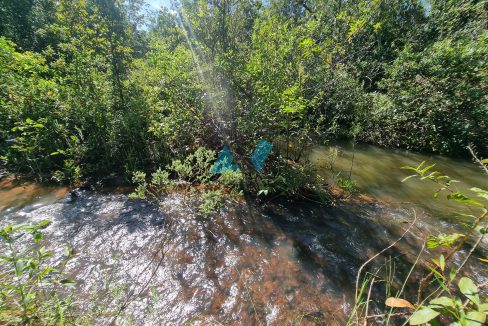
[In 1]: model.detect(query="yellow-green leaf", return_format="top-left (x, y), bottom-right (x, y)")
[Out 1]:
top-left (409, 308), bottom-right (440, 325)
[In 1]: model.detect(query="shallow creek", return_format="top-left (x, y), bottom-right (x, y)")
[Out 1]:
top-left (0, 143), bottom-right (486, 325)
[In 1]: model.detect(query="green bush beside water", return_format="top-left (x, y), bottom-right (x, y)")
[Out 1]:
top-left (0, 0), bottom-right (486, 187)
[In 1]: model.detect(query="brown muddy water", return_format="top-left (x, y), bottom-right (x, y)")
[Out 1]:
top-left (0, 143), bottom-right (487, 325)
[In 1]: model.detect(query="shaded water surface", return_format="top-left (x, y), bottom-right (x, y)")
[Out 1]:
top-left (310, 142), bottom-right (487, 217)
top-left (0, 143), bottom-right (487, 325)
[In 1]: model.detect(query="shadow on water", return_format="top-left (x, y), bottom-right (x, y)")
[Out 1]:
top-left (0, 187), bottom-right (418, 324)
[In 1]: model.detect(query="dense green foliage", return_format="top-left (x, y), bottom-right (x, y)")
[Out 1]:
top-left (1, 2), bottom-right (487, 323)
top-left (129, 147), bottom-right (244, 216)
top-left (0, 0), bottom-right (486, 187)
top-left (0, 220), bottom-right (76, 325)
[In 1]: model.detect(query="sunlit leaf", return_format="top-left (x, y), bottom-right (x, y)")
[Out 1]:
top-left (458, 277), bottom-right (479, 305)
top-left (257, 189), bottom-right (268, 196)
top-left (429, 296), bottom-right (454, 308)
top-left (409, 308), bottom-right (440, 325)
top-left (402, 175), bottom-right (417, 182)
top-left (419, 163), bottom-right (436, 174)
top-left (401, 165), bottom-right (418, 172)
top-left (449, 268), bottom-right (456, 281)
top-left (470, 187), bottom-right (488, 201)
top-left (38, 220), bottom-right (50, 228)
top-left (478, 303), bottom-right (488, 312)
top-left (447, 192), bottom-right (483, 207)
top-left (466, 311), bottom-right (486, 325)
top-left (426, 233), bottom-right (464, 249)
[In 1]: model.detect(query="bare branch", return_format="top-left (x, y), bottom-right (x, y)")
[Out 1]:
top-left (467, 145), bottom-right (488, 175)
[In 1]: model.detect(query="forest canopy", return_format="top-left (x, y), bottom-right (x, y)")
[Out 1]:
top-left (0, 0), bottom-right (487, 185)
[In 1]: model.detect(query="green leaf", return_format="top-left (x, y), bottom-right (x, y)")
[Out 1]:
top-left (38, 220), bottom-right (50, 228)
top-left (458, 277), bottom-right (479, 305)
top-left (0, 256), bottom-right (16, 262)
top-left (447, 192), bottom-right (483, 207)
top-left (429, 296), bottom-right (454, 308)
top-left (400, 166), bottom-right (418, 172)
top-left (419, 163), bottom-right (436, 175)
top-left (470, 187), bottom-right (488, 201)
top-left (402, 175), bottom-right (417, 182)
top-left (15, 260), bottom-right (25, 276)
top-left (59, 279), bottom-right (76, 286)
top-left (433, 272), bottom-right (449, 292)
top-left (449, 268), bottom-right (456, 281)
top-left (466, 311), bottom-right (486, 325)
top-left (428, 265), bottom-right (445, 281)
top-left (477, 303), bottom-right (488, 312)
top-left (439, 255), bottom-right (445, 271)
top-left (33, 231), bottom-right (43, 243)
top-left (409, 307), bottom-right (440, 325)
top-left (37, 267), bottom-right (58, 279)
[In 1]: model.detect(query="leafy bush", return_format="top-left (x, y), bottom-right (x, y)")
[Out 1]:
top-left (168, 148), bottom-right (216, 184)
top-left (250, 157), bottom-right (330, 204)
top-left (363, 33), bottom-right (488, 156)
top-left (0, 220), bottom-right (76, 325)
top-left (198, 190), bottom-right (225, 217)
top-left (337, 176), bottom-right (359, 195)
top-left (408, 276), bottom-right (487, 325)
top-left (0, 37), bottom-right (66, 179)
top-left (130, 147), bottom-right (241, 217)
top-left (218, 170), bottom-right (244, 195)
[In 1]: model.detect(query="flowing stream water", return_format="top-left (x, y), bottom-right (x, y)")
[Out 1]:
top-left (0, 143), bottom-right (487, 325)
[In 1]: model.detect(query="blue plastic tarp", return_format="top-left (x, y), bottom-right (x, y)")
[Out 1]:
top-left (210, 145), bottom-right (239, 174)
top-left (251, 139), bottom-right (273, 172)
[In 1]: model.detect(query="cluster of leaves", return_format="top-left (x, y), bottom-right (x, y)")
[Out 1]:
top-left (129, 147), bottom-right (244, 217)
top-left (129, 145), bottom-right (330, 214)
top-left (1, 0), bottom-right (486, 188)
top-left (248, 155), bottom-right (330, 204)
top-left (381, 161), bottom-right (488, 325)
top-left (386, 277), bottom-right (487, 325)
top-left (402, 161), bottom-right (488, 208)
top-left (337, 175), bottom-right (359, 195)
top-left (0, 0), bottom-right (167, 185)
top-left (0, 220), bottom-right (77, 325)
top-left (364, 30), bottom-right (488, 156)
